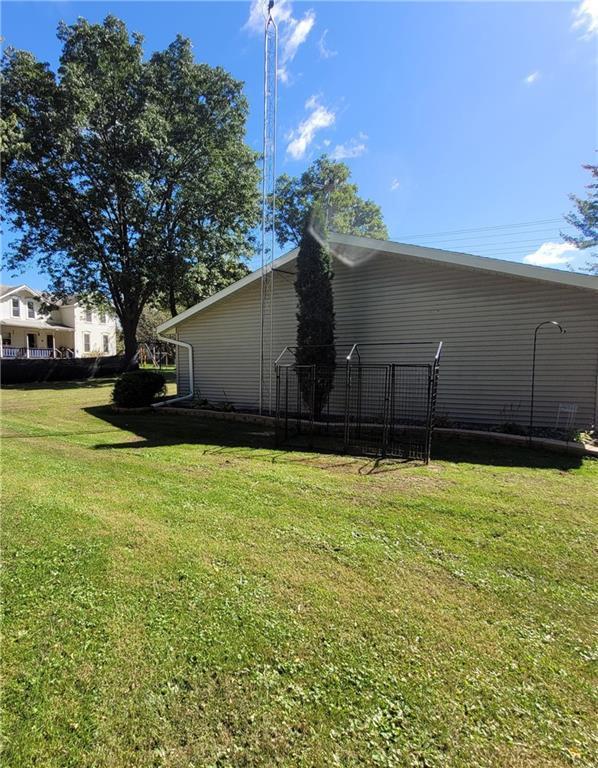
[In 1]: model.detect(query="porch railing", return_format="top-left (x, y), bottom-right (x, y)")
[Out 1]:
top-left (0, 347), bottom-right (74, 359)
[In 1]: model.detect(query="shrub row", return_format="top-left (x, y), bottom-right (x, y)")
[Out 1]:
top-left (1, 356), bottom-right (136, 385)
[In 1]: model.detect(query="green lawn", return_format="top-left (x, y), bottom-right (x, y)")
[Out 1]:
top-left (1, 379), bottom-right (596, 767)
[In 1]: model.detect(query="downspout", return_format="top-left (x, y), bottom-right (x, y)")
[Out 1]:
top-left (152, 331), bottom-right (194, 408)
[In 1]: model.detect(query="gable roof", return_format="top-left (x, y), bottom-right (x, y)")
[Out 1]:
top-left (157, 247), bottom-right (299, 334)
top-left (157, 233), bottom-right (598, 335)
top-left (0, 283), bottom-right (90, 307)
top-left (0, 283), bottom-right (43, 300)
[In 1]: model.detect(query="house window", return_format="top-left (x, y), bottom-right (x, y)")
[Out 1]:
top-left (83, 333), bottom-right (91, 353)
top-left (2, 333), bottom-right (11, 346)
top-left (11, 297), bottom-right (20, 317)
top-left (84, 308), bottom-right (93, 322)
top-left (99, 311), bottom-right (106, 324)
top-left (27, 300), bottom-right (35, 319)
top-left (102, 334), bottom-right (110, 353)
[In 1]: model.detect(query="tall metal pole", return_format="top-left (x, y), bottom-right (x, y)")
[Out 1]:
top-left (528, 321), bottom-right (565, 445)
top-left (259, 1), bottom-right (278, 415)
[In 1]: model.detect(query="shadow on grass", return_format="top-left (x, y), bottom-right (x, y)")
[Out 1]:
top-left (2, 377), bottom-right (119, 391)
top-left (2, 368), bottom-right (176, 391)
top-left (85, 405), bottom-right (586, 472)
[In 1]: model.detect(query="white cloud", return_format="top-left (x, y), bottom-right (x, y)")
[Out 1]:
top-left (277, 67), bottom-right (291, 85)
top-left (286, 96), bottom-right (335, 160)
top-left (283, 11), bottom-right (315, 63)
top-left (278, 9), bottom-right (315, 82)
top-left (572, 0), bottom-right (598, 38)
top-left (524, 71), bottom-right (540, 85)
top-left (390, 178), bottom-right (401, 191)
top-left (244, 0), bottom-right (315, 83)
top-left (318, 29), bottom-right (337, 59)
top-left (330, 137), bottom-right (367, 161)
top-left (523, 242), bottom-right (579, 267)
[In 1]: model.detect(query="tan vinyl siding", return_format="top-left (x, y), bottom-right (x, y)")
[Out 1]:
top-left (175, 334), bottom-right (191, 396)
top-left (175, 278), bottom-right (290, 407)
top-left (175, 245), bottom-right (598, 430)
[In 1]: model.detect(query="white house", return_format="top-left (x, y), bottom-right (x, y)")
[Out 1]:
top-left (0, 283), bottom-right (118, 359)
top-left (157, 233), bottom-right (598, 433)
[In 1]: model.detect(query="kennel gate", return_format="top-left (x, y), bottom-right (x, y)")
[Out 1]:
top-left (275, 342), bottom-right (442, 463)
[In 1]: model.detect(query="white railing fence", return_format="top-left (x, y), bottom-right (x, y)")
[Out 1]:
top-left (0, 346), bottom-right (74, 359)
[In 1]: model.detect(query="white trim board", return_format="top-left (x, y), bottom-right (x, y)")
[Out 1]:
top-left (0, 284), bottom-right (43, 300)
top-left (157, 234), bottom-right (598, 334)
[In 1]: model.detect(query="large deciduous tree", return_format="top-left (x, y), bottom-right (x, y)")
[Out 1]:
top-left (274, 155), bottom-right (387, 248)
top-left (562, 163), bottom-right (598, 274)
top-left (1, 16), bottom-right (260, 360)
top-left (294, 206), bottom-right (336, 418)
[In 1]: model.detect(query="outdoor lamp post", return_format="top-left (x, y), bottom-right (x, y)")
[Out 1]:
top-left (529, 321), bottom-right (566, 445)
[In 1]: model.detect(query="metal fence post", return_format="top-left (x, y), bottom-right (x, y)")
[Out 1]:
top-left (356, 364), bottom-right (363, 440)
top-left (380, 365), bottom-right (391, 458)
top-left (424, 364), bottom-right (433, 464)
top-left (309, 364), bottom-right (316, 448)
top-left (388, 364), bottom-right (396, 451)
top-left (296, 366), bottom-right (302, 434)
top-left (284, 368), bottom-right (289, 440)
top-left (344, 362), bottom-right (351, 452)
top-left (274, 365), bottom-right (281, 445)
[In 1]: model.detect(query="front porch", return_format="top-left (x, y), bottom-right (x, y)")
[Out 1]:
top-left (1, 346), bottom-right (74, 359)
top-left (1, 321), bottom-right (74, 359)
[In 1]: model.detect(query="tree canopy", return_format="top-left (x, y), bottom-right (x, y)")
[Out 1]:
top-left (1, 16), bottom-right (260, 358)
top-left (562, 163), bottom-right (597, 274)
top-left (274, 155), bottom-right (388, 248)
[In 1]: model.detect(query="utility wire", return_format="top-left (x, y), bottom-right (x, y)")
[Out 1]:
top-left (403, 236), bottom-right (574, 251)
top-left (393, 217), bottom-right (564, 240)
top-left (402, 228), bottom-right (574, 245)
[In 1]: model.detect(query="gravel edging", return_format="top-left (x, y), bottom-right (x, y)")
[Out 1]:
top-left (435, 427), bottom-right (595, 456)
top-left (157, 406), bottom-right (275, 426)
top-left (154, 405), bottom-right (597, 457)
top-left (111, 405), bottom-right (154, 414)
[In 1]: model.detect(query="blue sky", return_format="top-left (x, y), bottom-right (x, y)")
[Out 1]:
top-left (1, 0), bottom-right (597, 288)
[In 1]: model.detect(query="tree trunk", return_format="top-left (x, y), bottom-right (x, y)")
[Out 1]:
top-left (169, 283), bottom-right (177, 318)
top-left (121, 319), bottom-right (138, 367)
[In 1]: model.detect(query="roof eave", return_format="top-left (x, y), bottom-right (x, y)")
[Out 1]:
top-left (330, 233), bottom-right (598, 292)
top-left (157, 247), bottom-right (300, 335)
top-left (157, 234), bottom-right (598, 333)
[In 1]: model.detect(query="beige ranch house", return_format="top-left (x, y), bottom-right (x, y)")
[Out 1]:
top-left (158, 234), bottom-right (598, 433)
top-left (0, 283), bottom-right (118, 359)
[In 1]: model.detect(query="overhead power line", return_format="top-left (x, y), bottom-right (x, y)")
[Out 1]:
top-left (404, 229), bottom-right (575, 246)
top-left (415, 235), bottom-right (574, 250)
top-left (393, 218), bottom-right (564, 241)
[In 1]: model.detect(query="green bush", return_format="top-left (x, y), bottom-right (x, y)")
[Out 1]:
top-left (112, 370), bottom-right (166, 408)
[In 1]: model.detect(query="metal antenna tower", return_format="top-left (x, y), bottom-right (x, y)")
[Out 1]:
top-left (259, 0), bottom-right (278, 414)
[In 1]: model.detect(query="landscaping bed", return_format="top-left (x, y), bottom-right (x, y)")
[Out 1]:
top-left (159, 401), bottom-right (596, 457)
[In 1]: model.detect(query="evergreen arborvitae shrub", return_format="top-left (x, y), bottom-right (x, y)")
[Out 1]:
top-left (294, 206), bottom-right (336, 418)
top-left (112, 370), bottom-right (166, 408)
